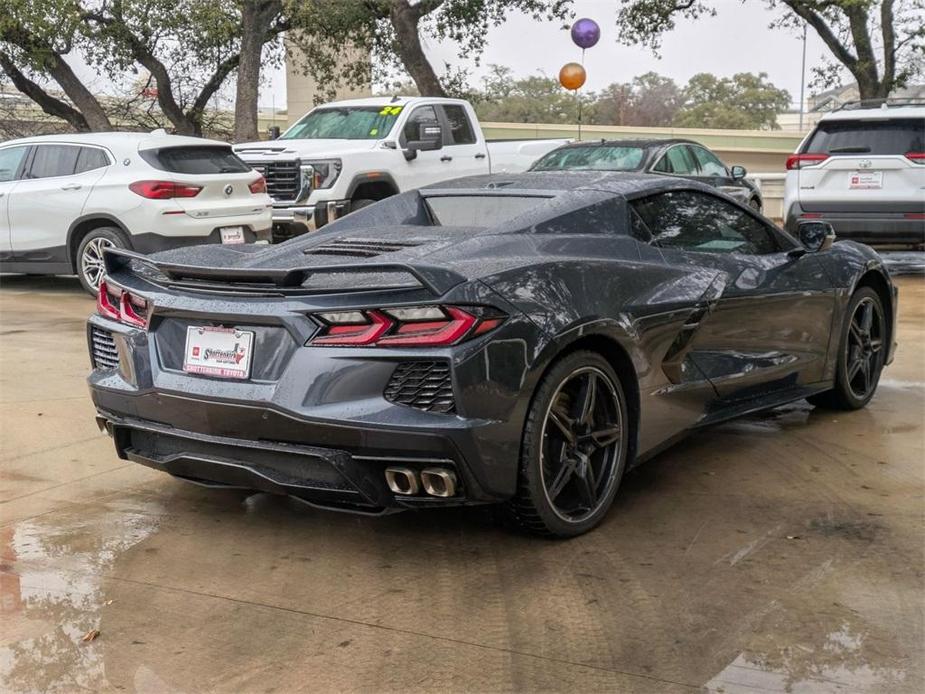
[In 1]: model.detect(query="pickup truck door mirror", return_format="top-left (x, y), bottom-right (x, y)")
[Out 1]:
top-left (403, 120), bottom-right (443, 161)
top-left (797, 220), bottom-right (836, 253)
top-left (730, 164), bottom-right (747, 179)
top-left (267, 126), bottom-right (281, 141)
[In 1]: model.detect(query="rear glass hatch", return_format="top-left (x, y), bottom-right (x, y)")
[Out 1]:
top-left (798, 117), bottom-right (925, 213)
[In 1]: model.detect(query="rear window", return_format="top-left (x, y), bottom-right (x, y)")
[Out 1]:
top-left (140, 146), bottom-right (251, 175)
top-left (804, 118), bottom-right (925, 155)
top-left (531, 145), bottom-right (645, 172)
top-left (424, 195), bottom-right (548, 227)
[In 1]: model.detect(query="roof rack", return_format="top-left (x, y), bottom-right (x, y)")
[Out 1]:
top-left (834, 97), bottom-right (925, 111)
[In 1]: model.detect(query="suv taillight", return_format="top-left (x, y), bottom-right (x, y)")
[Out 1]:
top-left (97, 280), bottom-right (149, 329)
top-left (905, 152), bottom-right (925, 164)
top-left (249, 176), bottom-right (267, 194)
top-left (129, 180), bottom-right (202, 199)
top-left (308, 306), bottom-right (505, 347)
top-left (786, 153), bottom-right (829, 170)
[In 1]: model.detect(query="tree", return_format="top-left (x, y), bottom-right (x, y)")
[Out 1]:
top-left (287, 0), bottom-right (572, 100)
top-left (615, 1), bottom-right (925, 100)
top-left (1, 0), bottom-right (289, 139)
top-left (592, 72), bottom-right (683, 126)
top-left (674, 72), bottom-right (791, 129)
top-left (474, 64), bottom-right (585, 123)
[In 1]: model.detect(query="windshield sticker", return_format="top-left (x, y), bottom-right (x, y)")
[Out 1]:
top-left (369, 128), bottom-right (378, 136)
top-left (378, 106), bottom-right (403, 116)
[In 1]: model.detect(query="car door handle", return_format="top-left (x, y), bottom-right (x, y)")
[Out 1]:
top-left (440, 155), bottom-right (453, 162)
top-left (61, 183), bottom-right (83, 191)
top-left (474, 153), bottom-right (486, 160)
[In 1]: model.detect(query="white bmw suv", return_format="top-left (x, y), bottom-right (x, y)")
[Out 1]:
top-left (783, 101), bottom-right (925, 247)
top-left (0, 132), bottom-right (273, 293)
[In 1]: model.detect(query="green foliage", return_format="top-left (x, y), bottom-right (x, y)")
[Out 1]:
top-left (286, 0), bottom-right (573, 100)
top-left (675, 72), bottom-right (792, 130)
top-left (473, 65), bottom-right (789, 129)
top-left (615, 1), bottom-right (925, 99)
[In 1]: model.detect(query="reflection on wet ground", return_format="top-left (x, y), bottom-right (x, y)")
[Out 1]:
top-left (1, 275), bottom-right (923, 693)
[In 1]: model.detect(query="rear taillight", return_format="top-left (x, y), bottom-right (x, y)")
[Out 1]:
top-left (308, 305), bottom-right (505, 347)
top-left (905, 152), bottom-right (925, 164)
top-left (249, 176), bottom-right (267, 194)
top-left (97, 280), bottom-right (149, 329)
top-left (129, 180), bottom-right (202, 199)
top-left (786, 153), bottom-right (829, 170)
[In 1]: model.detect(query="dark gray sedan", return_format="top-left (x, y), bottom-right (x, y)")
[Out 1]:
top-left (531, 138), bottom-right (764, 211)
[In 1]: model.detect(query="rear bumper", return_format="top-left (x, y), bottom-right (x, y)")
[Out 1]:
top-left (86, 306), bottom-right (535, 513)
top-left (131, 226), bottom-right (272, 254)
top-left (96, 413), bottom-right (465, 513)
top-left (271, 200), bottom-right (351, 240)
top-left (785, 204), bottom-right (925, 246)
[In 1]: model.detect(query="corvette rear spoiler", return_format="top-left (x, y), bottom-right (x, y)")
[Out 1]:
top-left (103, 248), bottom-right (466, 296)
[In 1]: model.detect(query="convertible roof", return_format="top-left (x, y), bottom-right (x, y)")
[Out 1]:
top-left (425, 170), bottom-right (712, 197)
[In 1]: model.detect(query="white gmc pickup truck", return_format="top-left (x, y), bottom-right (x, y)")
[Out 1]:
top-left (233, 96), bottom-right (569, 238)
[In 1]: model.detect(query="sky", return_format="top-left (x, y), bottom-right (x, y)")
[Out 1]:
top-left (259, 0), bottom-right (832, 110)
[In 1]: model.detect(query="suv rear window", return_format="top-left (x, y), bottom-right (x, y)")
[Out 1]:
top-left (140, 146), bottom-right (251, 175)
top-left (803, 118), bottom-right (925, 155)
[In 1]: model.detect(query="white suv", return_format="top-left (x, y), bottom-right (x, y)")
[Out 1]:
top-left (783, 101), bottom-right (925, 247)
top-left (0, 132), bottom-right (273, 292)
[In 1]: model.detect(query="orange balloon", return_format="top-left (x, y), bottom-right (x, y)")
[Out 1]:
top-left (559, 62), bottom-right (586, 90)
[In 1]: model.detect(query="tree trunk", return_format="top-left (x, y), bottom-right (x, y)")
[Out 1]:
top-left (45, 53), bottom-right (113, 131)
top-left (235, 0), bottom-right (280, 142)
top-left (389, 1), bottom-right (446, 97)
top-left (0, 52), bottom-right (91, 131)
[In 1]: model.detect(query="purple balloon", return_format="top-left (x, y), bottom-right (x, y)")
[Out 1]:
top-left (571, 18), bottom-right (600, 49)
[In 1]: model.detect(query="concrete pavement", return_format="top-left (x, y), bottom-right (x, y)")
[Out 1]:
top-left (1, 274), bottom-right (923, 693)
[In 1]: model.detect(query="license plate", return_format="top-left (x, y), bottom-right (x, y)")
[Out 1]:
top-left (220, 226), bottom-right (245, 244)
top-left (849, 171), bottom-right (883, 190)
top-left (183, 326), bottom-right (254, 379)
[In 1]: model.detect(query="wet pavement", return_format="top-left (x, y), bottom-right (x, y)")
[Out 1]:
top-left (1, 274), bottom-right (923, 693)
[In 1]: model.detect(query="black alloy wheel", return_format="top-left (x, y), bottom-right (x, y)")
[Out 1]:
top-left (809, 287), bottom-right (886, 410)
top-left (509, 351), bottom-right (629, 537)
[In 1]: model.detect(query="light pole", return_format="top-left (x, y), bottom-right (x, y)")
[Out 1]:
top-left (799, 22), bottom-right (807, 130)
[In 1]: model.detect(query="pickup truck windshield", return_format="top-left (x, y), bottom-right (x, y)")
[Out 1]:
top-left (424, 195), bottom-right (549, 226)
top-left (281, 106), bottom-right (402, 140)
top-left (532, 145), bottom-right (645, 172)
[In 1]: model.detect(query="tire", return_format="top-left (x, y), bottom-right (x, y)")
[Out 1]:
top-left (76, 227), bottom-right (127, 295)
top-left (808, 286), bottom-right (886, 410)
top-left (507, 351), bottom-right (630, 538)
top-left (748, 198), bottom-right (762, 213)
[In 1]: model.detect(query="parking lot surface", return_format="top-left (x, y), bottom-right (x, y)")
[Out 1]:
top-left (1, 274), bottom-right (923, 693)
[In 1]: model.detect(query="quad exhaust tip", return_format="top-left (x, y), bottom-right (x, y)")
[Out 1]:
top-left (420, 468), bottom-right (457, 498)
top-left (384, 467), bottom-right (458, 497)
top-left (385, 467), bottom-right (420, 496)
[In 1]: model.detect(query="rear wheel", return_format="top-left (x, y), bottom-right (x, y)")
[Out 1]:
top-left (507, 351), bottom-right (629, 538)
top-left (808, 287), bottom-right (885, 410)
top-left (76, 227), bottom-right (126, 295)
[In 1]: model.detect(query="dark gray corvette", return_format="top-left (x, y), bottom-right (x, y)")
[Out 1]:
top-left (87, 171), bottom-right (897, 537)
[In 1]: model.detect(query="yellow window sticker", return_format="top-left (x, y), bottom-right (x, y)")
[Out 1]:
top-left (369, 128), bottom-right (378, 136)
top-left (378, 106), bottom-right (403, 116)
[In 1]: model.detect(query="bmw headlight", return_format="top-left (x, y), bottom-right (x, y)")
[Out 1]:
top-left (301, 159), bottom-right (341, 189)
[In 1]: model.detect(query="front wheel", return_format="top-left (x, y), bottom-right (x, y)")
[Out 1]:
top-left (76, 227), bottom-right (126, 295)
top-left (507, 351), bottom-right (630, 538)
top-left (808, 286), bottom-right (886, 410)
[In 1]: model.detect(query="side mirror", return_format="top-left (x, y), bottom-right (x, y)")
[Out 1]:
top-left (267, 126), bottom-right (281, 140)
top-left (730, 165), bottom-right (747, 179)
top-left (798, 220), bottom-right (836, 253)
top-left (403, 120), bottom-right (443, 161)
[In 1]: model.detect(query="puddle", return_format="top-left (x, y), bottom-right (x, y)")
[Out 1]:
top-left (707, 623), bottom-right (910, 693)
top-left (0, 500), bottom-right (162, 693)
